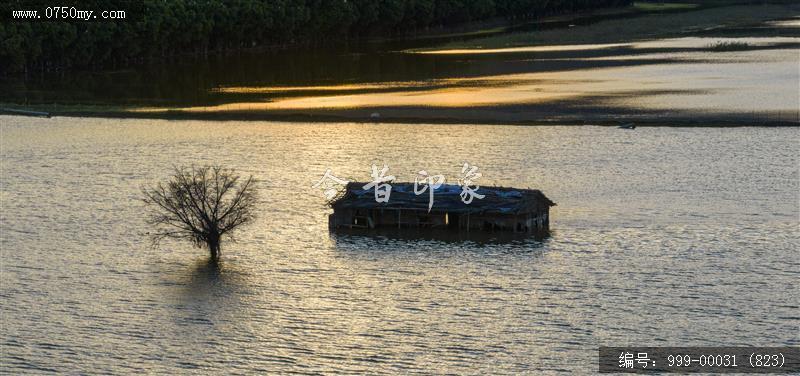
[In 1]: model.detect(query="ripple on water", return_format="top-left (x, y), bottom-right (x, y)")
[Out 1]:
top-left (1, 118), bottom-right (798, 374)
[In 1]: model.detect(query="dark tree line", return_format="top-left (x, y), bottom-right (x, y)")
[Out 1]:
top-left (1, 0), bottom-right (631, 73)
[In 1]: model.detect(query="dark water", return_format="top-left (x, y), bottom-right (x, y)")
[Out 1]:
top-left (1, 41), bottom-right (639, 107)
top-left (0, 10), bottom-right (639, 107)
top-left (1, 116), bottom-right (797, 374)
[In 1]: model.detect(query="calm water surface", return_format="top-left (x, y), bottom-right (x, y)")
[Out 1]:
top-left (1, 116), bottom-right (798, 374)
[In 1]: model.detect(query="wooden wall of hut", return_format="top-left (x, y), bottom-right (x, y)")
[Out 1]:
top-left (329, 208), bottom-right (549, 235)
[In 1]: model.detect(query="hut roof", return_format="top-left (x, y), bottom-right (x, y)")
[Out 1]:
top-left (331, 182), bottom-right (555, 214)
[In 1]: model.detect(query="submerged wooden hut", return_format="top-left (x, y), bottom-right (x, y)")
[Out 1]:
top-left (328, 182), bottom-right (555, 235)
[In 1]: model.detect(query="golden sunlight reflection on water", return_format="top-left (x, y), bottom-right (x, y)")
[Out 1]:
top-left (1, 117), bottom-right (798, 373)
top-left (132, 37), bottom-right (798, 117)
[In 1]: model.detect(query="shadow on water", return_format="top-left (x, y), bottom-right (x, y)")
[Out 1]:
top-left (167, 258), bottom-right (251, 320)
top-left (150, 257), bottom-right (257, 331)
top-left (180, 258), bottom-right (250, 295)
top-left (187, 258), bottom-right (224, 288)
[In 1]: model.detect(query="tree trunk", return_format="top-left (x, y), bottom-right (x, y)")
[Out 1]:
top-left (208, 237), bottom-right (221, 263)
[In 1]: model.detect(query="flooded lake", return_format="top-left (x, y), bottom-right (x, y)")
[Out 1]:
top-left (1, 116), bottom-right (798, 374)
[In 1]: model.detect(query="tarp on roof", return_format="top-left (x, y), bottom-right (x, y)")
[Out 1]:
top-left (331, 182), bottom-right (555, 215)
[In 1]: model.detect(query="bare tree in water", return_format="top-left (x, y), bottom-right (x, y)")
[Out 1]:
top-left (142, 166), bottom-right (257, 263)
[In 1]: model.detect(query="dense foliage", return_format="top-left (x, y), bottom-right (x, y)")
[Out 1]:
top-left (1, 0), bottom-right (631, 73)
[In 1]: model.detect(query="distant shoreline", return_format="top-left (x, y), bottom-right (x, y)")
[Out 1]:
top-left (2, 108), bottom-right (797, 127)
top-left (3, 3), bottom-right (797, 127)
